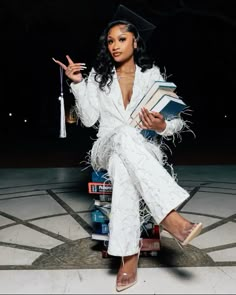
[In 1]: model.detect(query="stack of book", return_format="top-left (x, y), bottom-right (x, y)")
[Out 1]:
top-left (129, 80), bottom-right (187, 128)
top-left (88, 171), bottom-right (161, 257)
top-left (89, 171), bottom-right (113, 242)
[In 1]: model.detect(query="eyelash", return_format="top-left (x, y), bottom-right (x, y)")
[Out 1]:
top-left (107, 38), bottom-right (126, 45)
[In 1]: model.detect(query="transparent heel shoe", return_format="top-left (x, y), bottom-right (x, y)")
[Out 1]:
top-left (116, 245), bottom-right (141, 292)
top-left (116, 271), bottom-right (138, 292)
top-left (162, 223), bottom-right (203, 248)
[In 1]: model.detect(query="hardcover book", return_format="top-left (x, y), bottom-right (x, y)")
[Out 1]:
top-left (130, 94), bottom-right (187, 128)
top-left (91, 233), bottom-right (109, 241)
top-left (151, 94), bottom-right (187, 119)
top-left (130, 80), bottom-right (177, 121)
top-left (88, 182), bottom-right (113, 194)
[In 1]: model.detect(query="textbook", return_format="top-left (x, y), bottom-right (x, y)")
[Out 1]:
top-left (91, 233), bottom-right (109, 241)
top-left (151, 94), bottom-right (187, 118)
top-left (88, 182), bottom-right (112, 194)
top-left (96, 205), bottom-right (111, 219)
top-left (130, 80), bottom-right (177, 120)
top-left (94, 199), bottom-right (111, 207)
top-left (98, 194), bottom-right (112, 202)
top-left (130, 94), bottom-right (187, 128)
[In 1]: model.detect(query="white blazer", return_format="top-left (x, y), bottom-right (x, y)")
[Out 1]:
top-left (71, 65), bottom-right (184, 139)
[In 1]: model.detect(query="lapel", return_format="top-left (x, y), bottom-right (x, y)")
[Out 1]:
top-left (107, 66), bottom-right (145, 120)
top-left (127, 65), bottom-right (143, 110)
top-left (112, 69), bottom-right (126, 118)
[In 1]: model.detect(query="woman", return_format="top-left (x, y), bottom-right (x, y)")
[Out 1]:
top-left (53, 19), bottom-right (202, 292)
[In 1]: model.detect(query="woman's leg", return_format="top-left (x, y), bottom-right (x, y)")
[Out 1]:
top-left (92, 126), bottom-right (201, 291)
top-left (107, 153), bottom-right (141, 257)
top-left (107, 153), bottom-right (140, 291)
top-left (109, 127), bottom-right (190, 224)
top-left (109, 127), bottom-right (202, 244)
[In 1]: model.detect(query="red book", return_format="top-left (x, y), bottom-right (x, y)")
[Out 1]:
top-left (88, 182), bottom-right (112, 194)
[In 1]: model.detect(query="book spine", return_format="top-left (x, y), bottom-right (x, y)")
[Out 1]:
top-left (88, 182), bottom-right (112, 194)
top-left (93, 222), bottom-right (109, 234)
top-left (91, 233), bottom-right (109, 241)
top-left (94, 200), bottom-right (111, 207)
top-left (129, 113), bottom-right (140, 128)
top-left (130, 82), bottom-right (176, 120)
top-left (130, 81), bottom-right (160, 119)
top-left (91, 209), bottom-right (109, 223)
top-left (139, 250), bottom-right (159, 257)
top-left (99, 194), bottom-right (112, 202)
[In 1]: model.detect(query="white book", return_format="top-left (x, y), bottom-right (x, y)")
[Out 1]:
top-left (91, 233), bottom-right (109, 241)
top-left (94, 200), bottom-right (111, 207)
top-left (130, 80), bottom-right (177, 120)
top-left (97, 206), bottom-right (111, 218)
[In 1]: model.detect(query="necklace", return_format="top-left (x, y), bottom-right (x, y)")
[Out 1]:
top-left (116, 69), bottom-right (135, 80)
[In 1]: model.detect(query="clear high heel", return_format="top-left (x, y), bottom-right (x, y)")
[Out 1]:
top-left (162, 222), bottom-right (203, 248)
top-left (116, 270), bottom-right (138, 292)
top-left (116, 246), bottom-right (141, 292)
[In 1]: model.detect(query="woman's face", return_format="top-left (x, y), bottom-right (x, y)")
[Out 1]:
top-left (107, 24), bottom-right (137, 63)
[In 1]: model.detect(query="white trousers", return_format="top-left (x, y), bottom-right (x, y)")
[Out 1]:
top-left (91, 126), bottom-right (189, 257)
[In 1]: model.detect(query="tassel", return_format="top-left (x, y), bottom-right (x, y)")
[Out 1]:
top-left (58, 66), bottom-right (66, 138)
top-left (58, 93), bottom-right (66, 138)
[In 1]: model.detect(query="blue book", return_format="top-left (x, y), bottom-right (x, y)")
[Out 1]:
top-left (151, 94), bottom-right (187, 120)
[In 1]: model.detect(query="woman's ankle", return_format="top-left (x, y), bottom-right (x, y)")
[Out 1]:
top-left (161, 211), bottom-right (193, 240)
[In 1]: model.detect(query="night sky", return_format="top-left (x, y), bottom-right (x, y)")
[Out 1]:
top-left (0, 0), bottom-right (235, 166)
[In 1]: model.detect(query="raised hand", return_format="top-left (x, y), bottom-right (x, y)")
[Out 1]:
top-left (52, 55), bottom-right (86, 83)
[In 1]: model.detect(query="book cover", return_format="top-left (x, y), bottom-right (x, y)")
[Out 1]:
top-left (129, 90), bottom-right (179, 127)
top-left (88, 182), bottom-right (113, 194)
top-left (151, 94), bottom-right (187, 120)
top-left (130, 80), bottom-right (177, 120)
top-left (131, 94), bottom-right (187, 128)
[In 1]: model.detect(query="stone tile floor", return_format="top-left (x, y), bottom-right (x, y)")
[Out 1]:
top-left (0, 165), bottom-right (235, 294)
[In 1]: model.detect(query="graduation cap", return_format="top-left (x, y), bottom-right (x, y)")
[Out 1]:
top-left (111, 4), bottom-right (156, 41)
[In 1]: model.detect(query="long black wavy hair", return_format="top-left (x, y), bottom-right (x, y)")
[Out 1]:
top-left (93, 20), bottom-right (154, 91)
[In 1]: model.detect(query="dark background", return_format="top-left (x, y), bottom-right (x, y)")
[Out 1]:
top-left (0, 0), bottom-right (235, 167)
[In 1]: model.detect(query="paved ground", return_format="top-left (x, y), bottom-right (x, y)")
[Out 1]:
top-left (0, 165), bottom-right (235, 294)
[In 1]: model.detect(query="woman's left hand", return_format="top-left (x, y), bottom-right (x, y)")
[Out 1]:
top-left (138, 107), bottom-right (166, 132)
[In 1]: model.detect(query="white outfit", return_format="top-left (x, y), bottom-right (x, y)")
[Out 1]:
top-left (71, 65), bottom-right (189, 256)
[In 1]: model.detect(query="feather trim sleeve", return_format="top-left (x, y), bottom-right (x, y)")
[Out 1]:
top-left (70, 70), bottom-right (100, 127)
top-left (157, 118), bottom-right (184, 137)
top-left (155, 112), bottom-right (195, 144)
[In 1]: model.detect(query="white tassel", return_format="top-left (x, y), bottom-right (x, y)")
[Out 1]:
top-left (58, 93), bottom-right (66, 138)
top-left (58, 66), bottom-right (66, 138)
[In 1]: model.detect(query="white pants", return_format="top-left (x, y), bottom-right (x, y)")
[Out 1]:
top-left (91, 126), bottom-right (189, 257)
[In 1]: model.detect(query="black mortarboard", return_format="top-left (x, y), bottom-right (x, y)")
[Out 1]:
top-left (111, 4), bottom-right (156, 41)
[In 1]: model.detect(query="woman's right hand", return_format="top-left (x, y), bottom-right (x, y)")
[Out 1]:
top-left (52, 55), bottom-right (86, 83)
